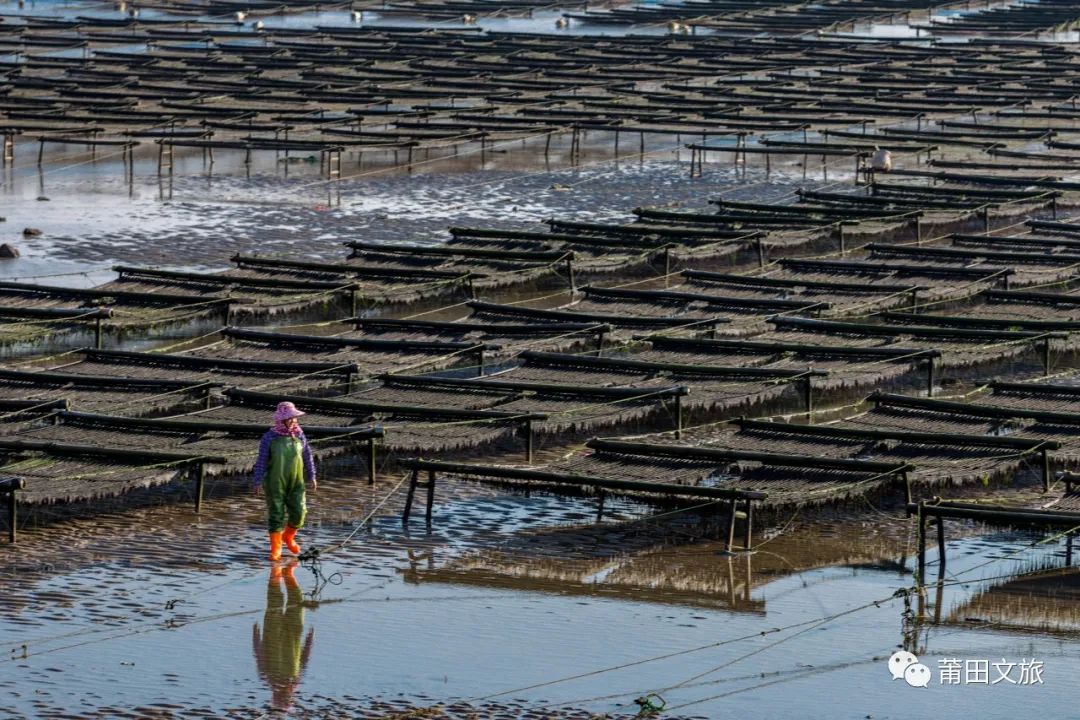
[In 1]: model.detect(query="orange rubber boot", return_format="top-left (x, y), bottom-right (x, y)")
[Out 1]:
top-left (269, 531), bottom-right (283, 561)
top-left (282, 526), bottom-right (301, 555)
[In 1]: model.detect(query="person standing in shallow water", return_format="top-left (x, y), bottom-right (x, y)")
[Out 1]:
top-left (253, 401), bottom-right (317, 561)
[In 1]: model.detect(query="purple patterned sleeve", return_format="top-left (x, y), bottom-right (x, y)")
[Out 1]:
top-left (300, 431), bottom-right (316, 483)
top-left (252, 432), bottom-right (274, 487)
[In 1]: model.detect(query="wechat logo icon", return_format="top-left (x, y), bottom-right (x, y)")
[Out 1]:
top-left (888, 650), bottom-right (931, 688)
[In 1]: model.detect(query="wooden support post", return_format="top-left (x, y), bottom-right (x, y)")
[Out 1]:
top-left (926, 357), bottom-right (934, 398)
top-left (803, 375), bottom-right (813, 416)
top-left (6, 489), bottom-right (16, 544)
top-left (595, 489), bottom-right (605, 523)
top-left (936, 517), bottom-right (946, 574)
top-left (367, 437), bottom-right (376, 485)
top-left (756, 237), bottom-right (766, 269)
top-left (402, 468), bottom-right (419, 522)
top-left (1044, 338), bottom-right (1052, 376)
top-left (194, 463), bottom-right (205, 513)
top-left (595, 328), bottom-right (606, 356)
top-left (1052, 195), bottom-right (1058, 220)
top-left (663, 246), bottom-right (671, 286)
top-left (742, 499), bottom-right (753, 550)
top-left (910, 288), bottom-right (919, 313)
top-left (1042, 447), bottom-right (1051, 493)
top-left (1068, 533), bottom-right (1074, 567)
top-left (914, 216), bottom-right (922, 243)
top-left (917, 504), bottom-right (927, 583)
top-left (475, 347), bottom-right (485, 378)
top-left (565, 256), bottom-right (576, 293)
top-left (37, 139), bottom-right (44, 167)
top-left (425, 470), bottom-right (436, 524)
top-left (95, 315), bottom-right (103, 350)
top-left (726, 499), bottom-right (737, 551)
top-left (674, 394), bottom-right (683, 439)
top-left (903, 471), bottom-right (913, 516)
top-left (981, 206), bottom-right (990, 235)
top-left (524, 418), bottom-right (534, 463)
top-left (837, 224), bottom-right (845, 256)
top-left (351, 288), bottom-right (360, 317)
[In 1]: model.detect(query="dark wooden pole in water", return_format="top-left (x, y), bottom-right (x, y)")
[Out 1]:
top-left (674, 394), bottom-right (683, 438)
top-left (1, 478), bottom-right (23, 543)
top-left (1044, 338), bottom-right (1052, 376)
top-left (1042, 447), bottom-right (1051, 492)
top-left (742, 498), bottom-right (753, 550)
top-left (194, 463), bottom-right (205, 513)
top-left (367, 437), bottom-right (376, 485)
top-left (524, 418), bottom-right (535, 463)
top-left (565, 256), bottom-right (576, 293)
top-left (917, 503), bottom-right (926, 582)
top-left (595, 489), bottom-right (605, 523)
top-left (403, 468), bottom-right (419, 522)
top-left (803, 375), bottom-right (813, 416)
top-left (903, 471), bottom-right (913, 516)
top-left (726, 499), bottom-right (737, 551)
top-left (936, 517), bottom-right (946, 574)
top-left (425, 470), bottom-right (436, 524)
top-left (95, 315), bottom-right (103, 349)
top-left (926, 357), bottom-right (935, 398)
top-left (475, 347), bottom-right (485, 378)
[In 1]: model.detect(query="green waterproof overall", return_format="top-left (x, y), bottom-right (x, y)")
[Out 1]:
top-left (264, 436), bottom-right (307, 533)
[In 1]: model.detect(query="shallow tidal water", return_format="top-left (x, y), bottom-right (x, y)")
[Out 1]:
top-left (1, 470), bottom-right (1079, 719)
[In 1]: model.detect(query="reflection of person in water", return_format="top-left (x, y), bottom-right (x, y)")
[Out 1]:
top-left (253, 561), bottom-right (314, 711)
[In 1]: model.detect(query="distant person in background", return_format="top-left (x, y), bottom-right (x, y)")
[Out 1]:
top-left (253, 561), bottom-right (314, 712)
top-left (253, 402), bottom-right (317, 561)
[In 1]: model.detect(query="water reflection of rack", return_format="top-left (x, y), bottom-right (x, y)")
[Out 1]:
top-left (403, 547), bottom-right (765, 613)
top-left (401, 524), bottom-right (908, 613)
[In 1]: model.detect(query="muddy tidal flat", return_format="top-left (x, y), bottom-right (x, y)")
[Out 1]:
top-left (6, 0), bottom-right (1080, 717)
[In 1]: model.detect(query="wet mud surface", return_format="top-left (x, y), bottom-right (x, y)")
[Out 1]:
top-left (1, 141), bottom-right (812, 276)
top-left (3, 465), bottom-right (1080, 718)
